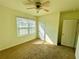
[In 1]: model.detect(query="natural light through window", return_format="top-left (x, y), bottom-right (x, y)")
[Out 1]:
top-left (39, 22), bottom-right (53, 44)
top-left (16, 17), bottom-right (36, 37)
top-left (39, 22), bottom-right (45, 40)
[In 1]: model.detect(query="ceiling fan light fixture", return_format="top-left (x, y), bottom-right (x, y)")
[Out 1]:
top-left (23, 0), bottom-right (50, 13)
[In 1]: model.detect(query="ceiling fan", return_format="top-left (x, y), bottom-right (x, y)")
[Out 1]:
top-left (23, 0), bottom-right (50, 13)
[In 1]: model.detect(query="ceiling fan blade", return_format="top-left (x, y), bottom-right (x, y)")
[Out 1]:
top-left (27, 0), bottom-right (34, 3)
top-left (35, 0), bottom-right (40, 2)
top-left (42, 1), bottom-right (50, 6)
top-left (23, 0), bottom-right (34, 5)
top-left (42, 1), bottom-right (50, 4)
top-left (43, 9), bottom-right (49, 12)
top-left (27, 7), bottom-right (36, 9)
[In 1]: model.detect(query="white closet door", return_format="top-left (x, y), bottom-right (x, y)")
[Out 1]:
top-left (61, 20), bottom-right (77, 47)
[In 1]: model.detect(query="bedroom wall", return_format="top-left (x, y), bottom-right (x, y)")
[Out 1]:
top-left (39, 12), bottom-right (60, 45)
top-left (0, 5), bottom-right (36, 51)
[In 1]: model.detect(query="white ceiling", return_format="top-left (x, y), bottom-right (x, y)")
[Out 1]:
top-left (0, 0), bottom-right (79, 16)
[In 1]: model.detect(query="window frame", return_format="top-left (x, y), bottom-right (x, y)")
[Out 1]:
top-left (16, 17), bottom-right (36, 37)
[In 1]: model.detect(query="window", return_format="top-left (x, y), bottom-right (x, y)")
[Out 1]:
top-left (16, 17), bottom-right (36, 36)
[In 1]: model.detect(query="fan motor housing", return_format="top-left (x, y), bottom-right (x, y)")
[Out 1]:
top-left (36, 2), bottom-right (41, 8)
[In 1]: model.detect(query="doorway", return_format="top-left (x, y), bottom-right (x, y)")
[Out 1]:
top-left (61, 19), bottom-right (78, 48)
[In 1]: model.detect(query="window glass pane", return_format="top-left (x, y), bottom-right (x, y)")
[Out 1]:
top-left (17, 17), bottom-right (28, 36)
top-left (29, 28), bottom-right (36, 34)
top-left (28, 20), bottom-right (35, 27)
top-left (18, 29), bottom-right (28, 36)
top-left (17, 18), bottom-right (28, 28)
top-left (28, 20), bottom-right (36, 34)
top-left (16, 17), bottom-right (36, 37)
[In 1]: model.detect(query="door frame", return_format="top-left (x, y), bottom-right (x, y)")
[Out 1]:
top-left (58, 19), bottom-right (79, 48)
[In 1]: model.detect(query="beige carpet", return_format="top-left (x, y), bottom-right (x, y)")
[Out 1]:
top-left (0, 39), bottom-right (75, 59)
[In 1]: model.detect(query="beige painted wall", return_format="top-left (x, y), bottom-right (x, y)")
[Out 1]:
top-left (61, 11), bottom-right (79, 20)
top-left (0, 5), bottom-right (36, 51)
top-left (39, 13), bottom-right (60, 45)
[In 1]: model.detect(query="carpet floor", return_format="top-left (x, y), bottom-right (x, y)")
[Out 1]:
top-left (0, 39), bottom-right (75, 59)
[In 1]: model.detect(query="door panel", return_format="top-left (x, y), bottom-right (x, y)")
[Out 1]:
top-left (61, 20), bottom-right (77, 47)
